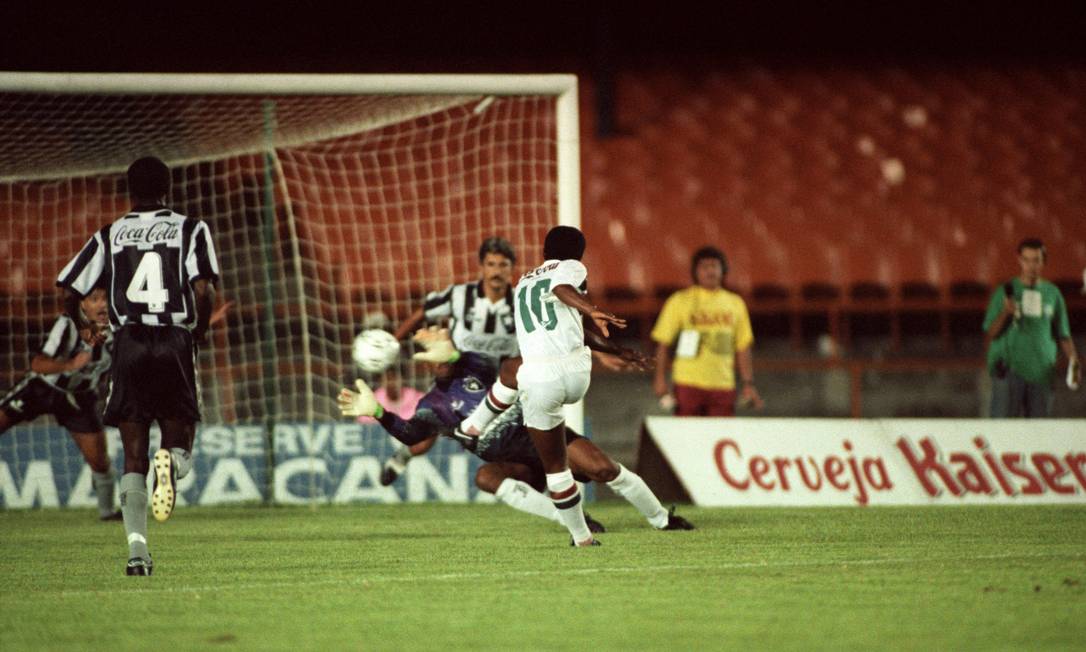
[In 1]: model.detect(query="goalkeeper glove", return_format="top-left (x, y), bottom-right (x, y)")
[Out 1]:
top-left (337, 379), bottom-right (383, 418)
top-left (411, 326), bottom-right (460, 363)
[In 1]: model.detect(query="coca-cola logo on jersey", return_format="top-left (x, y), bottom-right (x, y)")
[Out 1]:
top-left (112, 221), bottom-right (179, 247)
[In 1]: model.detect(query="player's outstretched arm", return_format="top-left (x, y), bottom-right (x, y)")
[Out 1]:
top-left (585, 329), bottom-right (652, 371)
top-left (338, 379), bottom-right (439, 446)
top-left (552, 284), bottom-right (626, 337)
top-left (394, 307), bottom-right (427, 342)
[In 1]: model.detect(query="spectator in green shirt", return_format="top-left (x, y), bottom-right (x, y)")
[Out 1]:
top-left (983, 238), bottom-right (1081, 417)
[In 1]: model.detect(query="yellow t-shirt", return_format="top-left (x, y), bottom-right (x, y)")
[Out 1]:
top-left (651, 286), bottom-right (753, 391)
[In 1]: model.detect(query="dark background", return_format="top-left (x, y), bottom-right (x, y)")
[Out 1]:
top-left (3, 2), bottom-right (1084, 73)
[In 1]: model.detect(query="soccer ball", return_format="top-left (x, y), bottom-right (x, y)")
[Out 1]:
top-left (351, 329), bottom-right (400, 373)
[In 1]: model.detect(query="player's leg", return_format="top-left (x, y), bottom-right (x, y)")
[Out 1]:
top-left (527, 356), bottom-right (601, 546)
top-left (478, 461), bottom-right (562, 525)
top-left (0, 377), bottom-right (40, 435)
top-left (566, 436), bottom-right (693, 530)
top-left (118, 421), bottom-right (153, 575)
top-left (379, 435), bottom-right (437, 486)
top-left (60, 392), bottom-right (120, 520)
top-left (153, 419), bottom-right (196, 522)
top-left (526, 422), bottom-right (599, 545)
top-left (105, 325), bottom-right (156, 574)
top-left (146, 326), bottom-right (202, 523)
top-left (458, 357), bottom-right (521, 436)
top-left (69, 431), bottom-right (120, 520)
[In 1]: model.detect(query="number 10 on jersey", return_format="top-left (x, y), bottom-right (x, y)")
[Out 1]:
top-left (518, 279), bottom-right (557, 332)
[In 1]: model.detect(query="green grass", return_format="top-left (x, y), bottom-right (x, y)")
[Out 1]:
top-left (1, 504), bottom-right (1084, 651)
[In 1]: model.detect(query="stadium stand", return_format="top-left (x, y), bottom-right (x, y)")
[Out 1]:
top-left (579, 65), bottom-right (1086, 351)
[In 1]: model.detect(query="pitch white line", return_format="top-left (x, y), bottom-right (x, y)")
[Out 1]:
top-left (45, 551), bottom-right (1083, 599)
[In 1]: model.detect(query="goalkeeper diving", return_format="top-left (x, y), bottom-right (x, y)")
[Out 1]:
top-left (338, 327), bottom-right (694, 537)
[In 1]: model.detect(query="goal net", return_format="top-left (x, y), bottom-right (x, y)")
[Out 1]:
top-left (0, 73), bottom-right (580, 508)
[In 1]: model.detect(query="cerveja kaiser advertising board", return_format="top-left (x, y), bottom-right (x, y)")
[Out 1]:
top-left (644, 418), bottom-right (1086, 506)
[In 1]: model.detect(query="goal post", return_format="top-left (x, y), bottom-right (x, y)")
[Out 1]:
top-left (0, 72), bottom-right (581, 508)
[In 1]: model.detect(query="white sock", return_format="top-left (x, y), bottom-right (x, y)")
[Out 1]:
top-left (495, 478), bottom-right (561, 524)
top-left (170, 448), bottom-right (193, 480)
top-left (546, 469), bottom-right (592, 544)
top-left (91, 469), bottom-right (116, 517)
top-left (607, 464), bottom-right (668, 529)
top-left (460, 380), bottom-right (518, 435)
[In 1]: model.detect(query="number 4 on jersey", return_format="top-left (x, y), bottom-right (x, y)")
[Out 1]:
top-left (518, 279), bottom-right (558, 332)
top-left (126, 251), bottom-right (168, 313)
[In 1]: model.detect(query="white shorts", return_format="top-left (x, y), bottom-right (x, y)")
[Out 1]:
top-left (517, 347), bottom-right (592, 430)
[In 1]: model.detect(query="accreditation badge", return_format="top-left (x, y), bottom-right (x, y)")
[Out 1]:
top-left (676, 329), bottom-right (701, 358)
top-left (1021, 289), bottom-right (1043, 318)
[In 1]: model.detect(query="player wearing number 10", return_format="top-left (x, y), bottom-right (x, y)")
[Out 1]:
top-left (514, 226), bottom-right (626, 547)
top-left (56, 156), bottom-right (220, 576)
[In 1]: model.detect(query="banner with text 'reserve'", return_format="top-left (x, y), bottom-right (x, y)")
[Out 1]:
top-left (642, 418), bottom-right (1086, 506)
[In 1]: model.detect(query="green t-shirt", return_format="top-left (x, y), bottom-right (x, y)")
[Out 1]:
top-left (983, 278), bottom-right (1071, 384)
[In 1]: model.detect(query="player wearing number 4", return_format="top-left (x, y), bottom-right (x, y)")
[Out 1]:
top-left (56, 157), bottom-right (221, 576)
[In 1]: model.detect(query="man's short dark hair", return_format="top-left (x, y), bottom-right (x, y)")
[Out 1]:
top-left (691, 246), bottom-right (728, 282)
top-left (1017, 237), bottom-right (1046, 261)
top-left (543, 226), bottom-right (586, 261)
top-left (127, 156), bottom-right (171, 200)
top-left (478, 236), bottom-right (516, 263)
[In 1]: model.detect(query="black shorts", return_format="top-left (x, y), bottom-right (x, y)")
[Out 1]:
top-left (0, 376), bottom-right (103, 432)
top-left (104, 324), bottom-right (200, 426)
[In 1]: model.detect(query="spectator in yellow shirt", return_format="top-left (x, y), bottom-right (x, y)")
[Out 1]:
top-left (651, 246), bottom-right (763, 416)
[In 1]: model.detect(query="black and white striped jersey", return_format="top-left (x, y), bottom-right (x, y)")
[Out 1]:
top-left (33, 314), bottom-right (112, 395)
top-left (56, 208), bottom-right (220, 330)
top-left (423, 281), bottom-right (519, 361)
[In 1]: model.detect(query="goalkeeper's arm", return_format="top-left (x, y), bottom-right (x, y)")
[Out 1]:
top-left (377, 409), bottom-right (444, 447)
top-left (338, 379), bottom-right (440, 446)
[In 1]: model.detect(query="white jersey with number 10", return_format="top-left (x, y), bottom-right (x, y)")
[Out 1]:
top-left (513, 258), bottom-right (588, 360)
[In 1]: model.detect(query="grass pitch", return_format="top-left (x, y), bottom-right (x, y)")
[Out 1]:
top-left (1, 503), bottom-right (1084, 650)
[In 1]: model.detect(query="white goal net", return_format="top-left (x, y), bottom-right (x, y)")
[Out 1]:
top-left (0, 73), bottom-right (580, 508)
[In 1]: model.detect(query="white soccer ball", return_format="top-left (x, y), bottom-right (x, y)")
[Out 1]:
top-left (351, 329), bottom-right (400, 373)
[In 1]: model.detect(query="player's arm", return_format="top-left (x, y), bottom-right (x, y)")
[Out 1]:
top-left (653, 342), bottom-right (673, 398)
top-left (30, 351), bottom-right (91, 375)
top-left (984, 285), bottom-right (1016, 340)
top-left (397, 285), bottom-right (456, 342)
top-left (394, 307), bottom-right (427, 341)
top-left (192, 278), bottom-right (215, 343)
top-left (552, 284), bottom-right (626, 337)
top-left (584, 328), bottom-right (651, 371)
top-left (650, 295), bottom-right (682, 399)
top-left (337, 379), bottom-right (439, 446)
top-left (1056, 292), bottom-right (1080, 385)
top-left (735, 345), bottom-right (764, 409)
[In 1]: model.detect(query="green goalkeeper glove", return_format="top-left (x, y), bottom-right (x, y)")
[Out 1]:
top-left (337, 379), bottom-right (383, 418)
top-left (411, 326), bottom-right (460, 364)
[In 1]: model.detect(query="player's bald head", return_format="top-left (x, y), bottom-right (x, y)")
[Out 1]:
top-left (127, 156), bottom-right (171, 202)
top-left (543, 226), bottom-right (585, 261)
